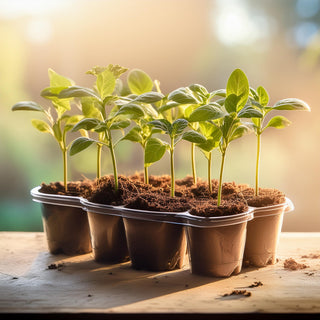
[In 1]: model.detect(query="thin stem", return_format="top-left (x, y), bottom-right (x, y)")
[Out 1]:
top-left (97, 143), bottom-right (102, 179)
top-left (217, 150), bottom-right (226, 206)
top-left (62, 148), bottom-right (68, 193)
top-left (208, 151), bottom-right (212, 193)
top-left (191, 142), bottom-right (197, 184)
top-left (144, 165), bottom-right (149, 184)
top-left (107, 129), bottom-right (118, 191)
top-left (170, 137), bottom-right (175, 198)
top-left (255, 133), bottom-right (261, 196)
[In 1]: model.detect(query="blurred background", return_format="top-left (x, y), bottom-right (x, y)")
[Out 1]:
top-left (0, 0), bottom-right (319, 231)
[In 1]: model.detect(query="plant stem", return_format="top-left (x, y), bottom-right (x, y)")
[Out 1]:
top-left (97, 143), bottom-right (102, 179)
top-left (208, 151), bottom-right (212, 193)
top-left (107, 129), bottom-right (118, 191)
top-left (255, 133), bottom-right (261, 196)
top-left (170, 137), bottom-right (175, 198)
top-left (144, 165), bottom-right (149, 184)
top-left (217, 150), bottom-right (226, 206)
top-left (62, 148), bottom-right (68, 193)
top-left (191, 142), bottom-right (197, 184)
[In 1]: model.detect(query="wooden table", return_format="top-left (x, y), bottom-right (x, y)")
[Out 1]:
top-left (0, 232), bottom-right (319, 319)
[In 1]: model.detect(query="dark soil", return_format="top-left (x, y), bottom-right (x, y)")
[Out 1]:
top-left (222, 290), bottom-right (251, 297)
top-left (241, 187), bottom-right (286, 207)
top-left (284, 258), bottom-right (309, 270)
top-left (39, 180), bottom-right (95, 197)
top-left (86, 174), bottom-right (248, 216)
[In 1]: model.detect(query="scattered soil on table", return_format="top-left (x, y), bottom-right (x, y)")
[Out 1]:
top-left (248, 281), bottom-right (263, 288)
top-left (241, 187), bottom-right (286, 207)
top-left (47, 263), bottom-right (64, 271)
top-left (88, 174), bottom-right (248, 215)
top-left (222, 290), bottom-right (251, 297)
top-left (284, 258), bottom-right (309, 270)
top-left (301, 254), bottom-right (320, 259)
top-left (39, 180), bottom-right (95, 197)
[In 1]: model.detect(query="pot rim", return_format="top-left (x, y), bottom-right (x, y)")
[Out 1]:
top-left (80, 197), bottom-right (124, 217)
top-left (30, 186), bottom-right (82, 208)
top-left (181, 208), bottom-right (254, 228)
top-left (249, 197), bottom-right (294, 218)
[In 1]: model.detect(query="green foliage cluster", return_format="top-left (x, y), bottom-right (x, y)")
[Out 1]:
top-left (12, 66), bottom-right (310, 204)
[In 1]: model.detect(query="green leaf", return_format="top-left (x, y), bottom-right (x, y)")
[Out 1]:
top-left (69, 137), bottom-right (96, 156)
top-left (81, 97), bottom-right (103, 119)
top-left (72, 118), bottom-right (101, 132)
top-left (115, 103), bottom-right (145, 119)
top-left (209, 89), bottom-right (226, 99)
top-left (182, 130), bottom-right (206, 144)
top-left (199, 121), bottom-right (222, 140)
top-left (96, 69), bottom-right (116, 100)
top-left (41, 86), bottom-right (69, 99)
top-left (272, 98), bottom-right (311, 111)
top-left (64, 115), bottom-right (84, 132)
top-left (31, 119), bottom-right (53, 135)
top-left (59, 86), bottom-right (101, 100)
top-left (122, 126), bottom-right (143, 143)
top-left (257, 86), bottom-right (269, 106)
top-left (109, 119), bottom-right (131, 130)
top-left (158, 101), bottom-right (180, 113)
top-left (127, 69), bottom-right (153, 94)
top-left (238, 105), bottom-right (263, 118)
top-left (168, 87), bottom-right (198, 104)
top-left (144, 137), bottom-right (166, 167)
top-left (197, 138), bottom-right (220, 153)
top-left (12, 101), bottom-right (44, 112)
top-left (249, 87), bottom-right (259, 101)
top-left (264, 115), bottom-right (291, 130)
top-left (171, 118), bottom-right (188, 137)
top-left (226, 68), bottom-right (249, 111)
top-left (189, 84), bottom-right (209, 99)
top-left (149, 119), bottom-right (172, 134)
top-left (188, 103), bottom-right (225, 122)
top-left (224, 94), bottom-right (239, 113)
top-left (48, 68), bottom-right (73, 87)
top-left (230, 124), bottom-right (252, 142)
top-left (52, 122), bottom-right (62, 141)
top-left (140, 103), bottom-right (159, 118)
top-left (134, 91), bottom-right (164, 103)
top-left (221, 113), bottom-right (238, 139)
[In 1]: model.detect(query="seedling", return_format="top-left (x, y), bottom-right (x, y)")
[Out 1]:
top-left (149, 118), bottom-right (206, 197)
top-left (11, 69), bottom-right (82, 193)
top-left (122, 69), bottom-right (166, 184)
top-left (166, 84), bottom-right (226, 185)
top-left (249, 86), bottom-right (310, 196)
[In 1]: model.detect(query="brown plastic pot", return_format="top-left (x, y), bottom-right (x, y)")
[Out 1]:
top-left (31, 186), bottom-right (92, 255)
top-left (244, 198), bottom-right (294, 267)
top-left (121, 208), bottom-right (187, 271)
top-left (80, 198), bottom-right (129, 263)
top-left (182, 209), bottom-right (254, 277)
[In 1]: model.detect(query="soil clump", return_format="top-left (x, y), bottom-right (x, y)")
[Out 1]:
top-left (241, 187), bottom-right (286, 207)
top-left (284, 258), bottom-right (309, 270)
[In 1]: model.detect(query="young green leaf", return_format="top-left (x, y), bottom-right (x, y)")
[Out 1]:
top-left (149, 119), bottom-right (172, 133)
top-left (168, 87), bottom-right (199, 104)
top-left (171, 118), bottom-right (188, 137)
top-left (31, 119), bottom-right (53, 135)
top-left (264, 115), bottom-right (291, 130)
top-left (226, 68), bottom-right (249, 111)
top-left (58, 86), bottom-right (101, 100)
top-left (72, 118), bottom-right (101, 132)
top-left (144, 137), bottom-right (167, 167)
top-left (122, 126), bottom-right (143, 143)
top-left (128, 69), bottom-right (154, 94)
top-left (188, 104), bottom-right (225, 122)
top-left (114, 103), bottom-right (145, 119)
top-left (257, 86), bottom-right (269, 106)
top-left (12, 101), bottom-right (44, 112)
top-left (69, 137), bottom-right (96, 156)
top-left (181, 130), bottom-right (206, 144)
top-left (134, 91), bottom-right (164, 103)
top-left (96, 69), bottom-right (116, 100)
top-left (238, 105), bottom-right (263, 118)
top-left (272, 98), bottom-right (311, 111)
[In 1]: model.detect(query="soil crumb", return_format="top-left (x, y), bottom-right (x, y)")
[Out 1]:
top-left (284, 258), bottom-right (309, 270)
top-left (248, 281), bottom-right (263, 288)
top-left (301, 254), bottom-right (320, 259)
top-left (47, 263), bottom-right (64, 271)
top-left (242, 187), bottom-right (286, 207)
top-left (222, 290), bottom-right (251, 297)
